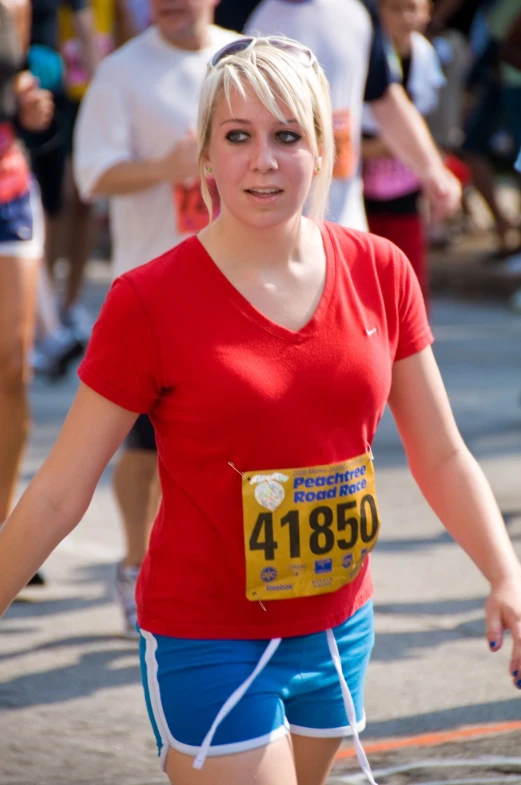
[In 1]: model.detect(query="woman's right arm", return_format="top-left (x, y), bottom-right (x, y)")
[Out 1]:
top-left (0, 383), bottom-right (138, 616)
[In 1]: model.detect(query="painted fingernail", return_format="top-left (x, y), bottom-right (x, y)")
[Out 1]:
top-left (517, 680), bottom-right (521, 689)
top-left (513, 670), bottom-right (519, 678)
top-left (489, 641), bottom-right (497, 649)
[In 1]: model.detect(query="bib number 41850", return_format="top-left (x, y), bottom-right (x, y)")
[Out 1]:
top-left (248, 495), bottom-right (379, 561)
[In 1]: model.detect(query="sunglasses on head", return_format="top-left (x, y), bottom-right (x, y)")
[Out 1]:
top-left (209, 36), bottom-right (317, 69)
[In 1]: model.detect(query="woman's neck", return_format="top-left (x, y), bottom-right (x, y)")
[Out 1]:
top-left (204, 212), bottom-right (310, 271)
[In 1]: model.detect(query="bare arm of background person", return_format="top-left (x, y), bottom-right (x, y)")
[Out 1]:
top-left (388, 346), bottom-right (521, 685)
top-left (11, 0), bottom-right (54, 131)
top-left (371, 83), bottom-right (462, 220)
top-left (114, 0), bottom-right (140, 46)
top-left (72, 6), bottom-right (102, 82)
top-left (0, 384), bottom-right (138, 615)
top-left (89, 130), bottom-right (200, 197)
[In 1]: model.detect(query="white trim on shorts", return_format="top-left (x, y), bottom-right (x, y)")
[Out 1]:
top-left (141, 630), bottom-right (290, 770)
top-left (290, 713), bottom-right (366, 738)
top-left (0, 179), bottom-right (44, 259)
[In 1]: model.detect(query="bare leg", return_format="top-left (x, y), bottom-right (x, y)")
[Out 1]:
top-left (112, 449), bottom-right (158, 567)
top-left (44, 211), bottom-right (65, 282)
top-left (165, 736), bottom-right (298, 785)
top-left (0, 255), bottom-right (40, 519)
top-left (461, 151), bottom-right (516, 250)
top-left (292, 734), bottom-right (343, 785)
top-left (62, 160), bottom-right (93, 311)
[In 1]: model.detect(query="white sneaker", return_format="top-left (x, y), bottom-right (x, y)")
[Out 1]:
top-left (114, 561), bottom-right (140, 641)
top-left (61, 302), bottom-right (93, 344)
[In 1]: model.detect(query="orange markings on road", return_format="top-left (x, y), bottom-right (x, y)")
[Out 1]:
top-left (336, 721), bottom-right (521, 759)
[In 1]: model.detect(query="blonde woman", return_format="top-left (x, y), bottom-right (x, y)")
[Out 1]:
top-left (1, 36), bottom-right (520, 785)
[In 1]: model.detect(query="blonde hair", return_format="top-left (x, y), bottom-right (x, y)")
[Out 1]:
top-left (197, 36), bottom-right (334, 224)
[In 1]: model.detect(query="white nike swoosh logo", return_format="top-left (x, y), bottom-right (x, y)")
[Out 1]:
top-left (366, 327), bottom-right (377, 336)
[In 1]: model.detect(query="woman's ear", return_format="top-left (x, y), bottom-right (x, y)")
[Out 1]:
top-left (314, 155), bottom-right (323, 174)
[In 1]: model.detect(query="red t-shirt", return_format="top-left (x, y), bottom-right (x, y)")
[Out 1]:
top-left (78, 222), bottom-right (433, 639)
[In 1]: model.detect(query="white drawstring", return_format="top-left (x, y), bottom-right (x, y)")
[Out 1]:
top-left (193, 637), bottom-right (282, 769)
top-left (326, 629), bottom-right (379, 785)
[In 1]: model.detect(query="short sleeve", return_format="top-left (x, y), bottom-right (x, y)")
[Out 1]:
top-left (73, 60), bottom-right (133, 201)
top-left (361, 0), bottom-right (399, 102)
top-left (393, 247), bottom-right (434, 362)
top-left (78, 277), bottom-right (161, 413)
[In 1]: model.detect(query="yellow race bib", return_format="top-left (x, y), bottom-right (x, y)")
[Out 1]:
top-left (242, 453), bottom-right (380, 601)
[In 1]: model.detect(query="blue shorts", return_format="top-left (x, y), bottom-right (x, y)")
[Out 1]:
top-left (139, 600), bottom-right (374, 768)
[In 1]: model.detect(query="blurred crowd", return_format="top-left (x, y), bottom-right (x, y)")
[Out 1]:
top-left (21, 0), bottom-right (521, 381)
top-left (2, 0), bottom-right (521, 631)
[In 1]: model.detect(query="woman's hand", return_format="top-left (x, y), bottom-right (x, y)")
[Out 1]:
top-left (16, 71), bottom-right (54, 132)
top-left (486, 574), bottom-right (521, 688)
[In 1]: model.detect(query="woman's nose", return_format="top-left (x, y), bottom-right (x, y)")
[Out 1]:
top-left (250, 136), bottom-right (278, 172)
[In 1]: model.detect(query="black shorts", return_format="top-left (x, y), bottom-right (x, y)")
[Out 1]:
top-left (21, 92), bottom-right (70, 217)
top-left (125, 414), bottom-right (157, 452)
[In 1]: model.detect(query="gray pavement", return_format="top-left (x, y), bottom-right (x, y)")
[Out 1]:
top-left (1, 261), bottom-right (521, 785)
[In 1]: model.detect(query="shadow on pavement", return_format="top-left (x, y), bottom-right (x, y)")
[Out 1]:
top-left (0, 642), bottom-right (140, 710)
top-left (371, 622), bottom-right (487, 663)
top-left (374, 597), bottom-right (483, 616)
top-left (366, 699), bottom-right (521, 739)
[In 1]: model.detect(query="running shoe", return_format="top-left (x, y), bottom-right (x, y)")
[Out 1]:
top-left (31, 325), bottom-right (85, 379)
top-left (114, 561), bottom-right (140, 641)
top-left (27, 570), bottom-right (46, 586)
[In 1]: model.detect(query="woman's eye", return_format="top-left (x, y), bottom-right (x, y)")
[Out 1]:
top-left (226, 130), bottom-right (249, 143)
top-left (276, 131), bottom-right (302, 144)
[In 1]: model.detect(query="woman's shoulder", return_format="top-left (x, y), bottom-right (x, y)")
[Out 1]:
top-left (120, 235), bottom-right (202, 295)
top-left (324, 221), bottom-right (401, 267)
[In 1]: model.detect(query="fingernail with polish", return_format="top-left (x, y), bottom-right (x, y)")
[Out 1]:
top-left (517, 679), bottom-right (521, 689)
top-left (513, 670), bottom-right (519, 678)
top-left (489, 641), bottom-right (497, 649)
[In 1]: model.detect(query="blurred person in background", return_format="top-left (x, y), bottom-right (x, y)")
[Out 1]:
top-left (73, 0), bottom-right (238, 638)
top-left (362, 0), bottom-right (445, 306)
top-left (246, 0), bottom-right (461, 232)
top-left (214, 0), bottom-right (261, 31)
top-left (459, 0), bottom-right (521, 261)
top-left (0, 0), bottom-right (53, 575)
top-left (31, 0), bottom-right (140, 379)
top-left (25, 0), bottom-right (99, 381)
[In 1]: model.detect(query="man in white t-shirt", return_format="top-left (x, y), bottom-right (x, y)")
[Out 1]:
top-left (73, 0), bottom-right (237, 638)
top-left (247, 0), bottom-right (461, 230)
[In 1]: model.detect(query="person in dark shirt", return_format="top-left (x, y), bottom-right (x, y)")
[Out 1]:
top-left (214, 0), bottom-right (261, 31)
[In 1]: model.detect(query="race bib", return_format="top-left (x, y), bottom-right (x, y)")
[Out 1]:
top-left (363, 157), bottom-right (420, 200)
top-left (174, 181), bottom-right (212, 235)
top-left (242, 453), bottom-right (380, 601)
top-left (332, 109), bottom-right (355, 180)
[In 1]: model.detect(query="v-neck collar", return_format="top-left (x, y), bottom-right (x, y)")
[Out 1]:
top-left (192, 223), bottom-right (337, 343)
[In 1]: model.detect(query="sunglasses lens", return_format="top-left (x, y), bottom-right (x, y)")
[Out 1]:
top-left (211, 38), bottom-right (255, 67)
top-left (210, 37), bottom-right (315, 70)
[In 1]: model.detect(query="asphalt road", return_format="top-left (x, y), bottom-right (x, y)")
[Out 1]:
top-left (1, 261), bottom-right (521, 785)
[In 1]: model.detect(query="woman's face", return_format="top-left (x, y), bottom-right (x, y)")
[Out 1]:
top-left (205, 84), bottom-right (318, 231)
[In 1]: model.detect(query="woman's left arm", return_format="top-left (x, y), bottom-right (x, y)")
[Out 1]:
top-left (388, 346), bottom-right (521, 683)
